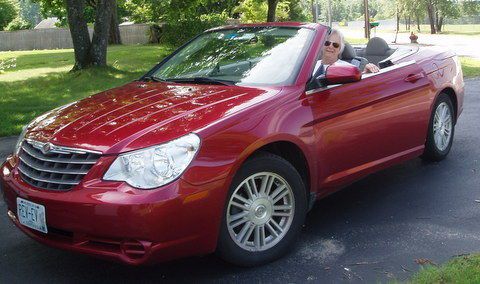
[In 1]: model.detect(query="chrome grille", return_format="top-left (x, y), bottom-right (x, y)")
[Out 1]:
top-left (18, 140), bottom-right (101, 191)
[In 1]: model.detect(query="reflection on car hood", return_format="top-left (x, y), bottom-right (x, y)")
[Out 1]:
top-left (25, 81), bottom-right (279, 154)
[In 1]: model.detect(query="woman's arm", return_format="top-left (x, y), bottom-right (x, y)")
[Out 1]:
top-left (364, 63), bottom-right (380, 73)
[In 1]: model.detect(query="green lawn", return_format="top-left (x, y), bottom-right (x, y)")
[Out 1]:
top-left (461, 57), bottom-right (480, 78)
top-left (396, 24), bottom-right (480, 36)
top-left (0, 44), bottom-right (479, 137)
top-left (411, 254), bottom-right (480, 283)
top-left (0, 45), bottom-right (173, 137)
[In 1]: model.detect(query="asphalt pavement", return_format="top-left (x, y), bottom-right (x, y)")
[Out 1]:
top-left (1, 78), bottom-right (479, 283)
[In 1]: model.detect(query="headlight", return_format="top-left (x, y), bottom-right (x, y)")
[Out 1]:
top-left (14, 126), bottom-right (28, 156)
top-left (103, 133), bottom-right (201, 189)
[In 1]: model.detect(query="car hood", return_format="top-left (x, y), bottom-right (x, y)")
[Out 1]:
top-left (25, 81), bottom-right (280, 154)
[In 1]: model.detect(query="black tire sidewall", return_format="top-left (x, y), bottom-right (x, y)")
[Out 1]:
top-left (216, 153), bottom-right (307, 266)
top-left (424, 93), bottom-right (455, 161)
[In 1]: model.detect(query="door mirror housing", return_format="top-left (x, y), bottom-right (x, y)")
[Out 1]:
top-left (307, 63), bottom-right (362, 90)
top-left (324, 64), bottom-right (362, 85)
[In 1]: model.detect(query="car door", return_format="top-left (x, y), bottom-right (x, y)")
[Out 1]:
top-left (306, 61), bottom-right (434, 190)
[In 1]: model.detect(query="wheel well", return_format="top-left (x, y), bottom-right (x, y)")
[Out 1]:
top-left (441, 87), bottom-right (458, 123)
top-left (251, 141), bottom-right (311, 198)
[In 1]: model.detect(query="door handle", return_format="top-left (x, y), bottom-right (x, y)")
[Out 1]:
top-left (404, 73), bottom-right (425, 83)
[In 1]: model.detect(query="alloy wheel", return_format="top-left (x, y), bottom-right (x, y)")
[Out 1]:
top-left (226, 172), bottom-right (295, 252)
top-left (433, 102), bottom-right (453, 151)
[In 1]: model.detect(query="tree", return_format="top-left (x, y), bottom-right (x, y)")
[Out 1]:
top-left (5, 16), bottom-right (33, 30)
top-left (38, 0), bottom-right (122, 45)
top-left (235, 0), bottom-right (289, 23)
top-left (461, 0), bottom-right (480, 17)
top-left (426, 0), bottom-right (436, 34)
top-left (38, 0), bottom-right (119, 69)
top-left (0, 0), bottom-right (17, 30)
top-left (19, 0), bottom-right (42, 27)
top-left (84, 0), bottom-right (121, 44)
top-left (434, 0), bottom-right (460, 32)
top-left (288, 0), bottom-right (308, 21)
top-left (108, 0), bottom-right (121, 44)
top-left (64, 0), bottom-right (116, 69)
top-left (267, 0), bottom-right (279, 21)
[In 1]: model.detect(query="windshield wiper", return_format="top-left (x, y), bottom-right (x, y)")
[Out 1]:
top-left (165, 77), bottom-right (235, 86)
top-left (142, 75), bottom-right (166, 82)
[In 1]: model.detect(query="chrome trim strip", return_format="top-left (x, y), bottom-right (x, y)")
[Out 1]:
top-left (25, 139), bottom-right (102, 155)
top-left (17, 164), bottom-right (79, 185)
top-left (21, 144), bottom-right (97, 164)
top-left (19, 155), bottom-right (90, 175)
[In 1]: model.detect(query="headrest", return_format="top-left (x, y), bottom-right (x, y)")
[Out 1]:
top-left (341, 42), bottom-right (356, 60)
top-left (366, 37), bottom-right (390, 55)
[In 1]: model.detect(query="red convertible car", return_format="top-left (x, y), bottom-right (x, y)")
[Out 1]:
top-left (1, 22), bottom-right (464, 266)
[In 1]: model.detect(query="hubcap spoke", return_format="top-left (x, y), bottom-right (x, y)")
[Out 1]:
top-left (254, 225), bottom-right (261, 249)
top-left (226, 172), bottom-right (295, 252)
top-left (237, 222), bottom-right (252, 243)
top-left (231, 201), bottom-right (249, 211)
top-left (229, 211), bottom-right (249, 223)
top-left (244, 181), bottom-right (255, 200)
top-left (230, 216), bottom-right (249, 228)
top-left (269, 184), bottom-right (286, 200)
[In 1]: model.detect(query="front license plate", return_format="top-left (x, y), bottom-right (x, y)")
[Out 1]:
top-left (16, 197), bottom-right (48, 234)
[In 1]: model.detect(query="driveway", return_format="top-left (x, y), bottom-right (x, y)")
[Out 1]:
top-left (1, 78), bottom-right (479, 283)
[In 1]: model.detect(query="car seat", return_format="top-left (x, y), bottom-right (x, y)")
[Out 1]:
top-left (364, 37), bottom-right (396, 66)
top-left (341, 42), bottom-right (368, 71)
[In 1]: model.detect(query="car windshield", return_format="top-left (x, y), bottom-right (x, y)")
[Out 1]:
top-left (151, 27), bottom-right (315, 86)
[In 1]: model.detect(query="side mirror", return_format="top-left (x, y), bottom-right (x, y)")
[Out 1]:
top-left (324, 64), bottom-right (362, 85)
top-left (308, 63), bottom-right (362, 90)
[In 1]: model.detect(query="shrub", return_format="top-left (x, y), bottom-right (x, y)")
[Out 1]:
top-left (160, 13), bottom-right (228, 47)
top-left (0, 0), bottom-right (17, 30)
top-left (5, 17), bottom-right (32, 31)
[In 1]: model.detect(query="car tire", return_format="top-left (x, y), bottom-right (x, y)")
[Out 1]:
top-left (421, 93), bottom-right (455, 162)
top-left (216, 152), bottom-right (307, 266)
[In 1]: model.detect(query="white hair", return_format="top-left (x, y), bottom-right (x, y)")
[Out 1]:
top-left (329, 29), bottom-right (345, 55)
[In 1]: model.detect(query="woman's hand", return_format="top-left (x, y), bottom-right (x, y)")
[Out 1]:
top-left (364, 63), bottom-right (380, 73)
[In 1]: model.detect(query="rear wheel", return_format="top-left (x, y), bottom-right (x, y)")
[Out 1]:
top-left (421, 93), bottom-right (455, 162)
top-left (216, 153), bottom-right (307, 266)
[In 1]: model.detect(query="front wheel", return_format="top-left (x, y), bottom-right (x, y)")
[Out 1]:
top-left (421, 93), bottom-right (455, 162)
top-left (216, 153), bottom-right (307, 266)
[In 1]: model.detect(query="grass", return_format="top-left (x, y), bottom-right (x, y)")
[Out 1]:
top-left (461, 57), bottom-right (480, 78)
top-left (396, 24), bottom-right (480, 36)
top-left (345, 37), bottom-right (368, 44)
top-left (0, 45), bottom-right (173, 137)
top-left (343, 24), bottom-right (480, 36)
top-left (411, 254), bottom-right (480, 283)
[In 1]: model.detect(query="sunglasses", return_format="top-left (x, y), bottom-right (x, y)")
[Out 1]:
top-left (324, 41), bottom-right (340, 48)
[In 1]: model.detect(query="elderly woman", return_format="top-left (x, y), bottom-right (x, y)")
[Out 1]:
top-left (320, 29), bottom-right (379, 73)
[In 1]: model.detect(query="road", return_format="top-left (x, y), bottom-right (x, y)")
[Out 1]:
top-left (1, 78), bottom-right (479, 283)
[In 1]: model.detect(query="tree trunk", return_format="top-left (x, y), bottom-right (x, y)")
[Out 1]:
top-left (108, 0), bottom-right (121, 45)
top-left (396, 7), bottom-right (400, 32)
top-left (416, 14), bottom-right (421, 32)
top-left (65, 0), bottom-right (92, 70)
top-left (427, 2), bottom-right (436, 34)
top-left (437, 16), bottom-right (444, 32)
top-left (91, 0), bottom-right (115, 66)
top-left (267, 0), bottom-right (279, 22)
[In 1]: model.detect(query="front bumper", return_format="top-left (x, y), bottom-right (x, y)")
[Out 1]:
top-left (1, 156), bottom-right (228, 265)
